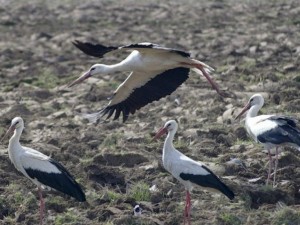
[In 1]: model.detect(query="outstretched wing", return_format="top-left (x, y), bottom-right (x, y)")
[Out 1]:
top-left (73, 40), bottom-right (190, 58)
top-left (72, 40), bottom-right (118, 58)
top-left (83, 67), bottom-right (190, 123)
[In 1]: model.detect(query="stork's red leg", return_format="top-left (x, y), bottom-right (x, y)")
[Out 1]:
top-left (195, 64), bottom-right (222, 96)
top-left (38, 187), bottom-right (44, 225)
top-left (183, 191), bottom-right (188, 225)
top-left (273, 147), bottom-right (279, 187)
top-left (181, 62), bottom-right (223, 97)
top-left (266, 149), bottom-right (273, 185)
top-left (186, 191), bottom-right (191, 225)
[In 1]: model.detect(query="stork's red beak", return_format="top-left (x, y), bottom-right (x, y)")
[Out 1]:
top-left (153, 127), bottom-right (168, 140)
top-left (235, 102), bottom-right (251, 120)
top-left (0, 124), bottom-right (16, 143)
top-left (67, 71), bottom-right (91, 88)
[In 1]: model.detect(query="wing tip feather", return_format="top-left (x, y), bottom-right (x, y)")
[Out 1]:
top-left (81, 111), bottom-right (103, 124)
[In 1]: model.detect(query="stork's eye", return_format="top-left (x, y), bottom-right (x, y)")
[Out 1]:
top-left (15, 121), bottom-right (19, 125)
top-left (90, 68), bottom-right (95, 71)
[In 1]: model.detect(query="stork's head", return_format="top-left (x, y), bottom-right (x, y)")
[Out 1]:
top-left (153, 120), bottom-right (178, 139)
top-left (1, 117), bottom-right (24, 142)
top-left (235, 94), bottom-right (264, 120)
top-left (11, 117), bottom-right (24, 129)
top-left (67, 64), bottom-right (105, 88)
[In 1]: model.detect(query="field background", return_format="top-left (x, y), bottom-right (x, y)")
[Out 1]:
top-left (0, 0), bottom-right (299, 224)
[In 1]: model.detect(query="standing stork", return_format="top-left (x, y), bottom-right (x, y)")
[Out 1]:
top-left (68, 41), bottom-right (224, 123)
top-left (154, 120), bottom-right (234, 225)
top-left (235, 94), bottom-right (300, 186)
top-left (1, 117), bottom-right (86, 225)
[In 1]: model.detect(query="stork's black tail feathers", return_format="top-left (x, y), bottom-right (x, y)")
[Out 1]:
top-left (72, 40), bottom-right (117, 58)
top-left (46, 159), bottom-right (86, 202)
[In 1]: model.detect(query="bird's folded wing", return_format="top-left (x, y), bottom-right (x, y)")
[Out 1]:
top-left (20, 150), bottom-right (60, 174)
top-left (20, 153), bottom-right (86, 201)
top-left (180, 164), bottom-right (235, 200)
top-left (268, 115), bottom-right (298, 128)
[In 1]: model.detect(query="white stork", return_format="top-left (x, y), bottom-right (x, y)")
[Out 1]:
top-left (235, 94), bottom-right (300, 186)
top-left (1, 117), bottom-right (86, 225)
top-left (68, 41), bottom-right (224, 123)
top-left (154, 120), bottom-right (234, 225)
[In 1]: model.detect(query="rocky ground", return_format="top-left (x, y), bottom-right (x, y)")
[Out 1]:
top-left (0, 0), bottom-right (300, 224)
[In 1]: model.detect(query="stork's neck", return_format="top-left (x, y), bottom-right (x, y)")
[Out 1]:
top-left (8, 128), bottom-right (23, 151)
top-left (163, 129), bottom-right (176, 154)
top-left (102, 62), bottom-right (131, 74)
top-left (246, 104), bottom-right (261, 119)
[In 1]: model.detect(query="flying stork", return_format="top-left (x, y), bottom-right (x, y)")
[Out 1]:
top-left (1, 117), bottom-right (86, 225)
top-left (68, 40), bottom-right (224, 123)
top-left (154, 120), bottom-right (234, 225)
top-left (235, 93), bottom-right (300, 186)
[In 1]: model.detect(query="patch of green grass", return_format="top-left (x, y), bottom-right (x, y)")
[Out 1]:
top-left (103, 221), bottom-right (114, 225)
top-left (14, 191), bottom-right (26, 205)
top-left (272, 207), bottom-right (300, 225)
top-left (54, 211), bottom-right (81, 225)
top-left (2, 216), bottom-right (15, 225)
top-left (113, 216), bottom-right (155, 225)
top-left (219, 213), bottom-right (242, 225)
top-left (2, 81), bottom-right (20, 92)
top-left (216, 64), bottom-right (232, 73)
top-left (129, 182), bottom-right (151, 202)
top-left (239, 57), bottom-right (256, 71)
top-left (30, 68), bottom-right (61, 89)
top-left (106, 190), bottom-right (122, 203)
top-left (274, 71), bottom-right (285, 79)
top-left (24, 193), bottom-right (37, 210)
top-left (174, 139), bottom-right (189, 149)
top-left (233, 138), bottom-right (253, 146)
top-left (0, 196), bottom-right (6, 207)
top-left (102, 133), bottom-right (122, 149)
top-left (25, 67), bottom-right (72, 89)
top-left (293, 75), bottom-right (300, 83)
top-left (260, 184), bottom-right (274, 192)
top-left (0, 126), bottom-right (4, 137)
top-left (240, 193), bottom-right (252, 210)
top-left (79, 157), bottom-right (93, 167)
top-left (47, 196), bottom-right (66, 213)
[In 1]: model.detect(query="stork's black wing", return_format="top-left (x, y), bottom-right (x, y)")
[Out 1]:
top-left (180, 165), bottom-right (235, 200)
top-left (83, 67), bottom-right (190, 123)
top-left (257, 116), bottom-right (300, 146)
top-left (73, 40), bottom-right (190, 58)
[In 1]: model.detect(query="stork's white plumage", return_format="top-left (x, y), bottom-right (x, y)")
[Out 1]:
top-left (1, 117), bottom-right (86, 225)
top-left (154, 120), bottom-right (234, 225)
top-left (235, 94), bottom-right (300, 186)
top-left (68, 41), bottom-right (223, 123)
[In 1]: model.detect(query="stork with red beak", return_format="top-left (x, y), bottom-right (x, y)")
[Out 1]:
top-left (68, 41), bottom-right (224, 123)
top-left (154, 120), bottom-right (234, 225)
top-left (1, 117), bottom-right (86, 225)
top-left (235, 94), bottom-right (300, 186)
